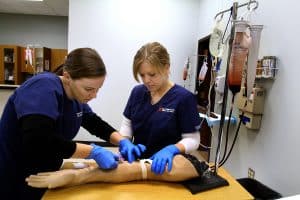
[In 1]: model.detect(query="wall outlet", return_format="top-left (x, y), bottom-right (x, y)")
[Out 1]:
top-left (248, 168), bottom-right (255, 179)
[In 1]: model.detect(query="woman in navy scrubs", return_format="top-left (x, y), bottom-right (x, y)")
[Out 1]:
top-left (110, 42), bottom-right (201, 175)
top-left (0, 48), bottom-right (120, 199)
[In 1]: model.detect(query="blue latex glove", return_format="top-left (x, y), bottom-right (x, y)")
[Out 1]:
top-left (87, 144), bottom-right (119, 170)
top-left (119, 139), bottom-right (146, 163)
top-left (150, 145), bottom-right (180, 175)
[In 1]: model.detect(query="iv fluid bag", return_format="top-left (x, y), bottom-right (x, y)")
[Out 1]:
top-left (209, 22), bottom-right (224, 58)
top-left (247, 25), bottom-right (263, 98)
top-left (228, 46), bottom-right (248, 93)
top-left (183, 67), bottom-right (188, 80)
top-left (198, 61), bottom-right (208, 81)
top-left (228, 31), bottom-right (251, 94)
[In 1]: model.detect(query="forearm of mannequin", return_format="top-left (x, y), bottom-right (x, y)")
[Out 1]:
top-left (26, 155), bottom-right (201, 189)
top-left (70, 161), bottom-right (143, 186)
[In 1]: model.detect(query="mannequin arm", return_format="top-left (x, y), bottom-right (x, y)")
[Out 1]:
top-left (26, 155), bottom-right (206, 189)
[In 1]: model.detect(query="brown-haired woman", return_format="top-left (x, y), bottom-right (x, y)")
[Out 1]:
top-left (0, 48), bottom-right (120, 200)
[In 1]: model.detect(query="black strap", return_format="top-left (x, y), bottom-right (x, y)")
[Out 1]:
top-left (182, 154), bottom-right (209, 176)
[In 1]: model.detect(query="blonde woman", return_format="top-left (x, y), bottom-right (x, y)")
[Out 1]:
top-left (111, 42), bottom-right (201, 175)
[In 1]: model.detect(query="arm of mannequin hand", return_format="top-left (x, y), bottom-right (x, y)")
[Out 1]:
top-left (26, 154), bottom-right (206, 189)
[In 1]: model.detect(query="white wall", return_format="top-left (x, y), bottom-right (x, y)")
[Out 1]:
top-left (63, 0), bottom-right (299, 196)
top-left (0, 13), bottom-right (68, 116)
top-left (0, 0), bottom-right (297, 197)
top-left (197, 0), bottom-right (300, 197)
top-left (0, 13), bottom-right (68, 48)
top-left (0, 90), bottom-right (12, 116)
top-left (69, 0), bottom-right (201, 141)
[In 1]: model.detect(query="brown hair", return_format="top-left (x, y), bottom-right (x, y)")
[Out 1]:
top-left (54, 48), bottom-right (106, 79)
top-left (133, 42), bottom-right (170, 82)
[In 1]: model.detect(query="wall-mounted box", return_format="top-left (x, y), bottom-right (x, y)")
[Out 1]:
top-left (236, 87), bottom-right (265, 114)
top-left (241, 111), bottom-right (262, 130)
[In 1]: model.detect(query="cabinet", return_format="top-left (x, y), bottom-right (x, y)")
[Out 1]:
top-left (0, 45), bottom-right (66, 86)
top-left (0, 45), bottom-right (21, 85)
top-left (19, 47), bottom-right (51, 83)
top-left (35, 47), bottom-right (51, 73)
top-left (50, 48), bottom-right (68, 72)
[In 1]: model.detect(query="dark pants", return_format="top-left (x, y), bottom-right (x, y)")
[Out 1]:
top-left (1, 173), bottom-right (46, 200)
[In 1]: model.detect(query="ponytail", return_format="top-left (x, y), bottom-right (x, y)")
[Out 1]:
top-left (53, 64), bottom-right (64, 76)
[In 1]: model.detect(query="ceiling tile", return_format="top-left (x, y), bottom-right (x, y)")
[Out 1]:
top-left (0, 0), bottom-right (68, 16)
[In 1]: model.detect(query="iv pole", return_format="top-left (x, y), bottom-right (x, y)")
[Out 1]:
top-left (213, 2), bottom-right (237, 175)
top-left (213, 0), bottom-right (258, 175)
top-left (182, 1), bottom-right (260, 193)
top-left (214, 0), bottom-right (258, 20)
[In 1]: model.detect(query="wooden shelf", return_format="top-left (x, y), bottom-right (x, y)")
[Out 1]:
top-left (0, 84), bottom-right (19, 89)
top-left (0, 45), bottom-right (67, 86)
top-left (0, 45), bottom-right (21, 85)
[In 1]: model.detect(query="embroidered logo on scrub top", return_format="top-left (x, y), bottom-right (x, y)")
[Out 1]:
top-left (76, 112), bottom-right (83, 117)
top-left (158, 107), bottom-right (175, 113)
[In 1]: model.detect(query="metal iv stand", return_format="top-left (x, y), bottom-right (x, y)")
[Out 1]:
top-left (213, 0), bottom-right (259, 175)
top-left (180, 1), bottom-right (260, 193)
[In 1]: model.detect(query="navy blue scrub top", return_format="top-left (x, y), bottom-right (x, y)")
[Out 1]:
top-left (123, 84), bottom-right (200, 158)
top-left (0, 72), bottom-right (92, 180)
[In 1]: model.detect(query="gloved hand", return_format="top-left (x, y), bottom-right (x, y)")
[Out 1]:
top-left (86, 144), bottom-right (119, 170)
top-left (150, 145), bottom-right (180, 175)
top-left (119, 139), bottom-right (146, 163)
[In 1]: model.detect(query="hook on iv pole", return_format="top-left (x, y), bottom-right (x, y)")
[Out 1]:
top-left (214, 0), bottom-right (259, 20)
top-left (247, 0), bottom-right (259, 11)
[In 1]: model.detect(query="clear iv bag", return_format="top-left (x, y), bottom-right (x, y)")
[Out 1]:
top-left (209, 21), bottom-right (224, 58)
top-left (247, 25), bottom-right (263, 98)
